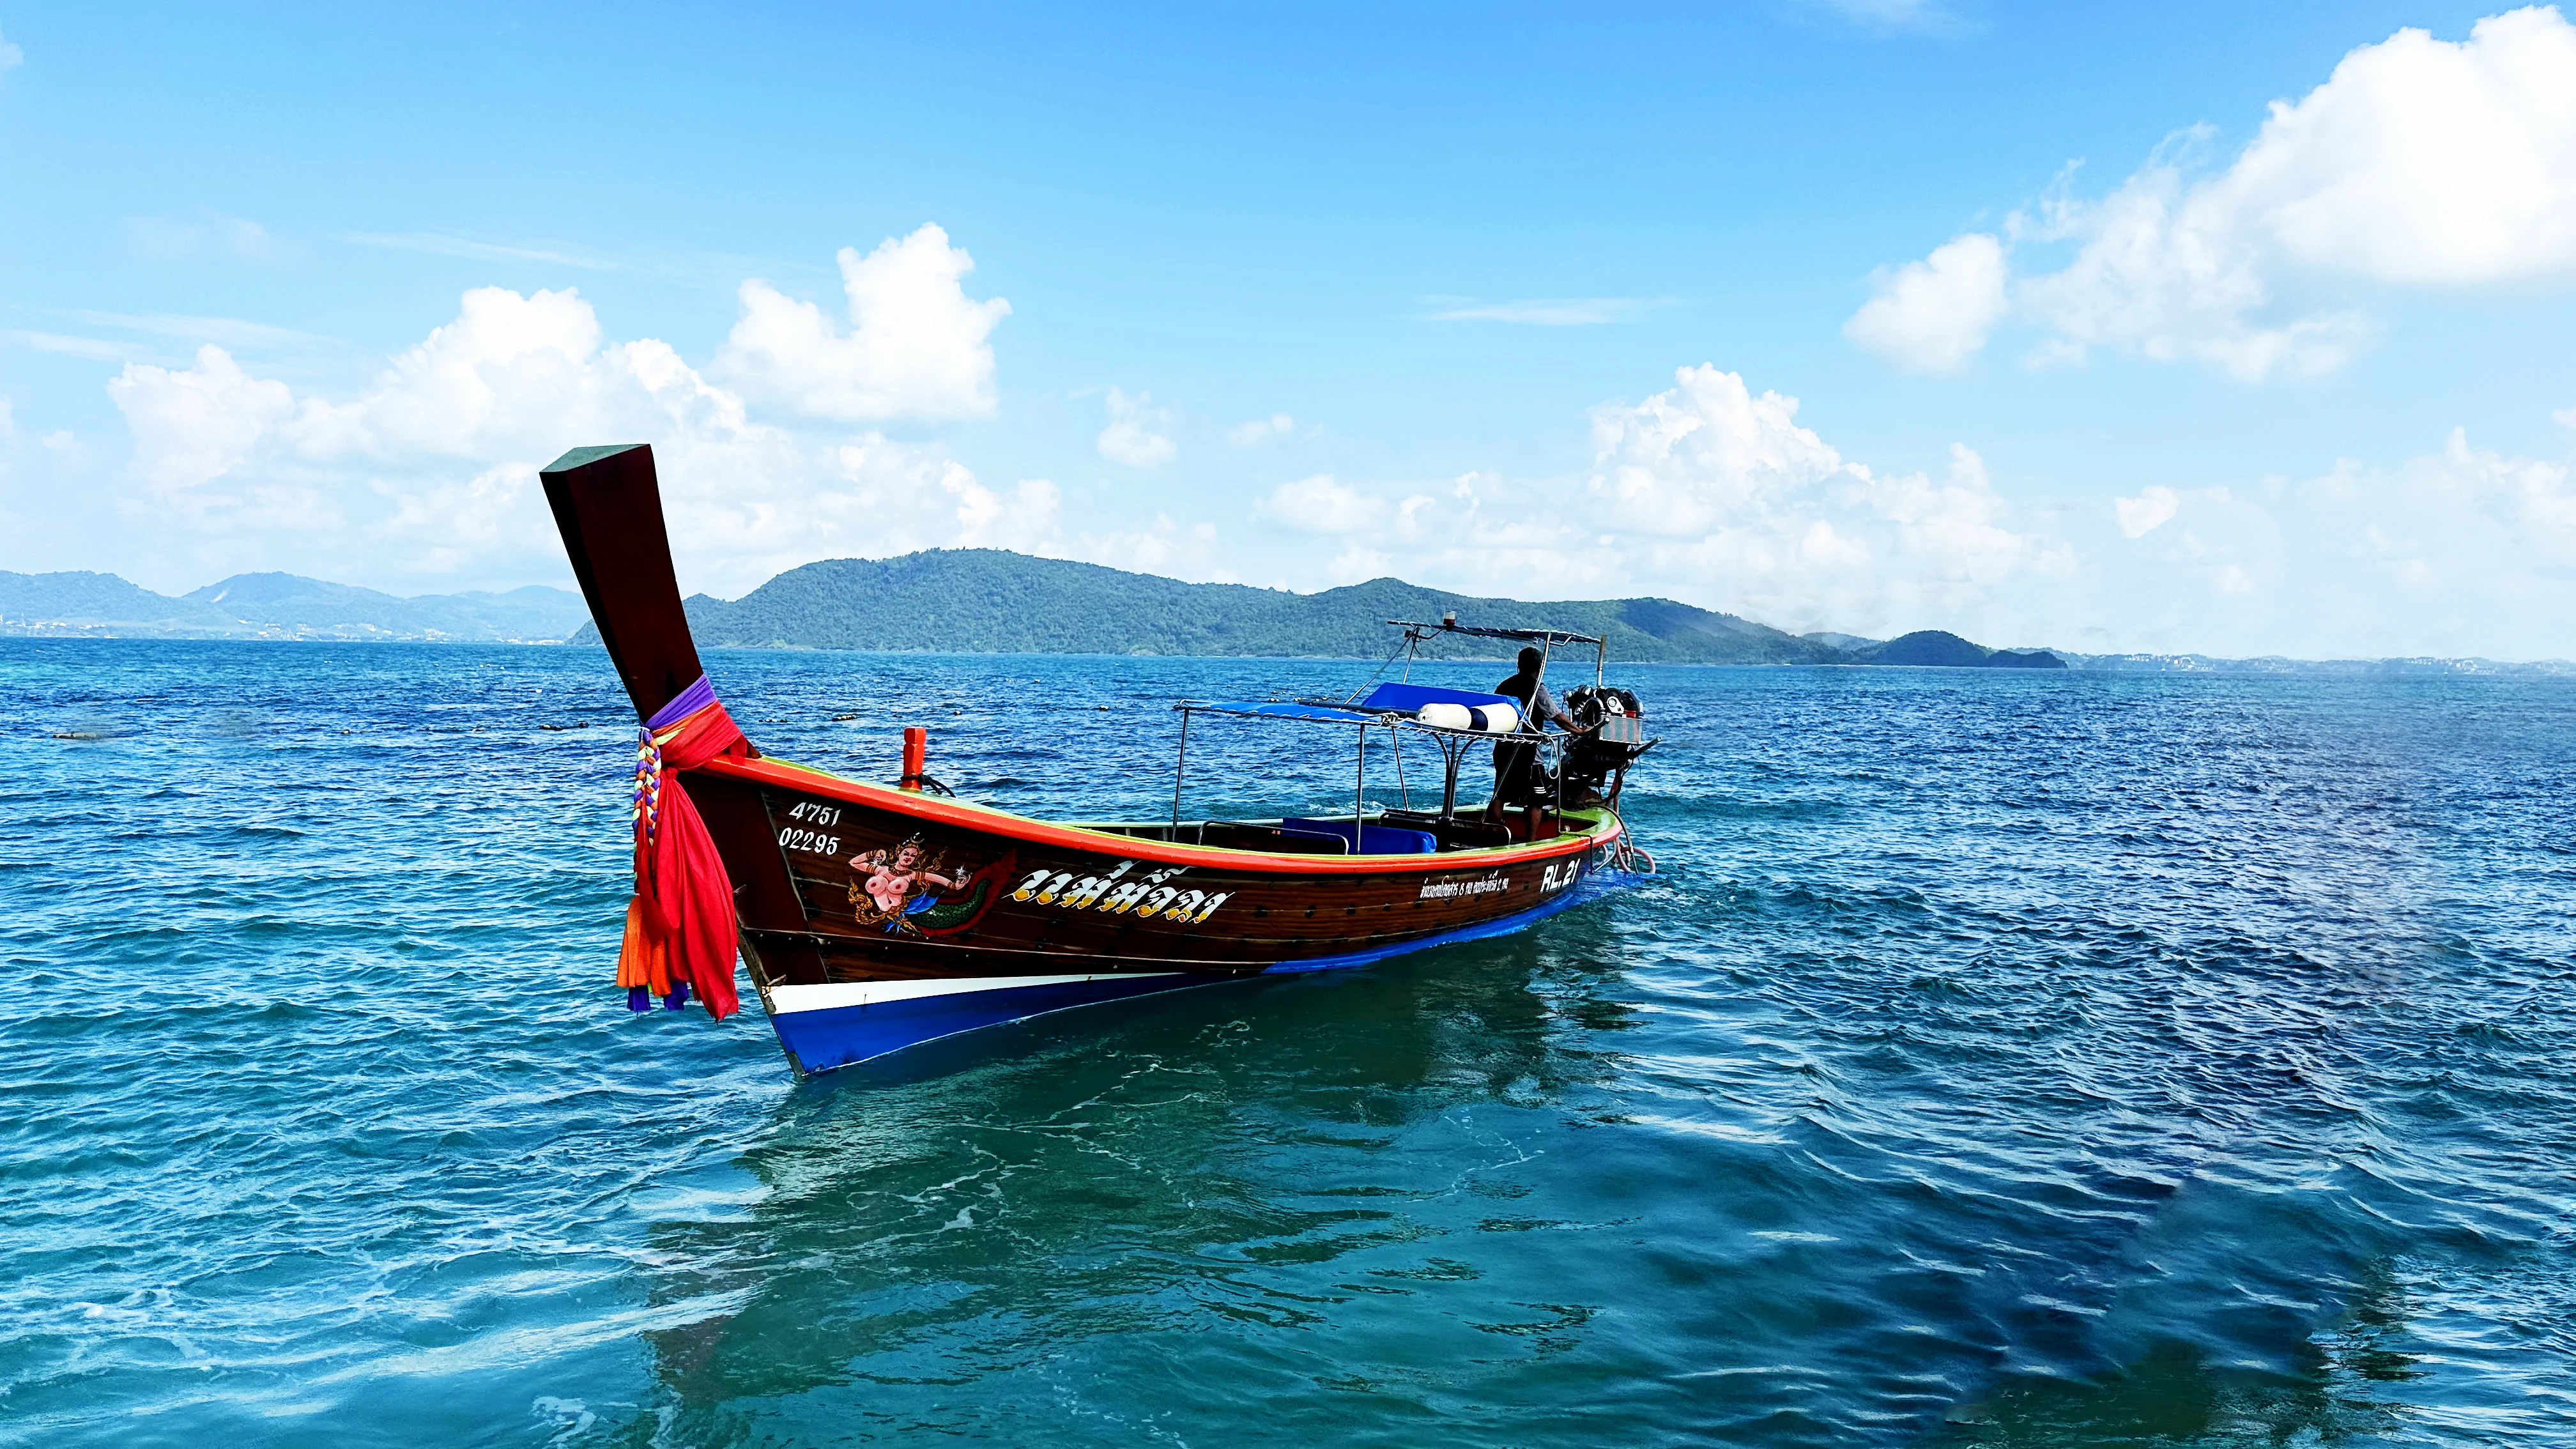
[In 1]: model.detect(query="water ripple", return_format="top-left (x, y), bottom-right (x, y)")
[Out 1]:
top-left (1, 641), bottom-right (2572, 1444)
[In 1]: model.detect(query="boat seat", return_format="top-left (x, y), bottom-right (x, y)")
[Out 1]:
top-left (1202, 822), bottom-right (1349, 854)
top-left (1280, 818), bottom-right (1438, 855)
top-left (1375, 809), bottom-right (1514, 851)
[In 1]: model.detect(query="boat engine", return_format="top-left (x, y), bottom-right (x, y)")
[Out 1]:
top-left (1558, 684), bottom-right (1656, 809)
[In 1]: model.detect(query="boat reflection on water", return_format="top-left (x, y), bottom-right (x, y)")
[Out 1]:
top-left (628, 923), bottom-right (1638, 1425)
top-left (616, 896), bottom-right (2435, 1445)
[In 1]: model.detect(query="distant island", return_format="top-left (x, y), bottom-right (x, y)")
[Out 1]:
top-left (4, 551), bottom-right (2568, 675)
top-left (0, 569), bottom-right (587, 643)
top-left (654, 551), bottom-right (1866, 665)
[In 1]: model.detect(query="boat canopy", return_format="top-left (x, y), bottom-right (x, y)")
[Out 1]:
top-left (1350, 682), bottom-right (1516, 714)
top-left (1179, 680), bottom-right (1522, 737)
top-left (1164, 614), bottom-right (1620, 838)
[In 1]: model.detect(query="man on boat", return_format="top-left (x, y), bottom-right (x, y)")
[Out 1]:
top-left (1487, 646), bottom-right (1575, 831)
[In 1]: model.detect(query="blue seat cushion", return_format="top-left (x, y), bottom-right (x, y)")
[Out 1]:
top-left (1281, 818), bottom-right (1438, 855)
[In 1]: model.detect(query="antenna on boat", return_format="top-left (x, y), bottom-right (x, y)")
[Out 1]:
top-left (539, 443), bottom-right (710, 723)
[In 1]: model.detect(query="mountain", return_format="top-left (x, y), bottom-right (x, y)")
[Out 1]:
top-left (0, 570), bottom-right (586, 641)
top-left (629, 549), bottom-right (1846, 664)
top-left (0, 571), bottom-right (245, 634)
top-left (187, 573), bottom-right (591, 640)
top-left (1802, 631), bottom-right (1885, 652)
top-left (13, 554), bottom-right (2566, 674)
top-left (1854, 630), bottom-right (2067, 670)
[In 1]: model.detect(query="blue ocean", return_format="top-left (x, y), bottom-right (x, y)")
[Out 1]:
top-left (4, 639), bottom-right (2573, 1446)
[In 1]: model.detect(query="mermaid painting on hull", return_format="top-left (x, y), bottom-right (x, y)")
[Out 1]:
top-left (846, 837), bottom-right (1011, 935)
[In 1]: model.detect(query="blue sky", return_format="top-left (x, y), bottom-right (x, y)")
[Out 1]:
top-left (3, 1), bottom-right (2573, 658)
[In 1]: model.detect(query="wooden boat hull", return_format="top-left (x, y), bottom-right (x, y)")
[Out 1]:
top-left (683, 755), bottom-right (1637, 1073)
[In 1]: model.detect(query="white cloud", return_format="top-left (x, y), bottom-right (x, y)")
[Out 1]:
top-left (61, 234), bottom-right (1253, 597)
top-left (372, 461), bottom-right (542, 567)
top-left (1227, 413), bottom-right (1296, 447)
top-left (1257, 474), bottom-right (1390, 534)
top-left (715, 224), bottom-right (1009, 422)
top-left (1574, 376), bottom-right (2068, 611)
top-left (109, 345), bottom-right (296, 491)
top-left (2012, 160), bottom-right (2372, 380)
top-left (1844, 233), bottom-right (2007, 373)
top-left (1583, 365), bottom-right (1853, 540)
top-left (126, 211), bottom-right (280, 264)
top-left (2225, 8), bottom-right (2576, 284)
top-left (95, 270), bottom-right (1062, 594)
top-left (1239, 372), bottom-right (2576, 657)
top-left (1242, 366), bottom-right (2064, 639)
top-left (2114, 485), bottom-right (2181, 537)
top-left (64, 217), bottom-right (2576, 661)
top-left (66, 310), bottom-right (334, 353)
top-left (284, 285), bottom-right (638, 463)
top-left (2080, 424), bottom-right (2576, 656)
top-left (1854, 7), bottom-right (2576, 380)
top-left (1096, 387), bottom-right (1176, 467)
top-left (14, 332), bottom-right (154, 363)
top-left (944, 473), bottom-right (1062, 551)
top-left (1858, 442), bottom-right (2053, 586)
top-left (0, 31), bottom-right (22, 72)
top-left (1426, 298), bottom-right (1655, 326)
top-left (1806, 0), bottom-right (1956, 34)
top-left (1072, 516), bottom-right (1223, 578)
top-left (344, 233), bottom-right (611, 270)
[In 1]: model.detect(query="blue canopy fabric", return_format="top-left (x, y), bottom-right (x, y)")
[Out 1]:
top-left (1353, 682), bottom-right (1516, 714)
top-left (1179, 696), bottom-right (1549, 741)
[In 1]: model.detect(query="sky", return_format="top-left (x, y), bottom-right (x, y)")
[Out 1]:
top-left (2, 1), bottom-right (2574, 659)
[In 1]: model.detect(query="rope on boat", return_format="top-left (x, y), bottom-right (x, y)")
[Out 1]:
top-left (1336, 632), bottom-right (1416, 705)
top-left (1610, 809), bottom-right (1658, 875)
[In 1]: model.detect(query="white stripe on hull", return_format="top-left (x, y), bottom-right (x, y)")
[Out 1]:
top-left (767, 973), bottom-right (1186, 1015)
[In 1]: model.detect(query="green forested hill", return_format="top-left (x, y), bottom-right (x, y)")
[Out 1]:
top-left (650, 549), bottom-right (1844, 664)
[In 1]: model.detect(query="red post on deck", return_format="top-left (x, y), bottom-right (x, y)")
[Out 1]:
top-left (900, 726), bottom-right (928, 790)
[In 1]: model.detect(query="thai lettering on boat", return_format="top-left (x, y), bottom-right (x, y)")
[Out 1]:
top-left (1012, 860), bottom-right (1230, 925)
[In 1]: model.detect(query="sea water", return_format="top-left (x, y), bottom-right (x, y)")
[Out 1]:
top-left (2, 639), bottom-right (2572, 1447)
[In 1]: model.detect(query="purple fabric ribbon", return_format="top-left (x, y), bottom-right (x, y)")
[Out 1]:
top-left (627, 982), bottom-right (691, 1012)
top-left (645, 674), bottom-right (719, 731)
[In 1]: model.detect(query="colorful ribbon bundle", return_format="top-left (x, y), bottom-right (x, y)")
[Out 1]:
top-left (617, 674), bottom-right (748, 1018)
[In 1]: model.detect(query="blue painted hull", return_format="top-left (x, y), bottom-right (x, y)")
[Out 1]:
top-left (764, 868), bottom-right (1647, 1075)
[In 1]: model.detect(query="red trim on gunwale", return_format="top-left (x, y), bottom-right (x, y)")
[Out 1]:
top-left (692, 755), bottom-right (1617, 876)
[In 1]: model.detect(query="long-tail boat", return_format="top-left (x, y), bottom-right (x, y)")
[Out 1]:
top-left (542, 443), bottom-right (1658, 1076)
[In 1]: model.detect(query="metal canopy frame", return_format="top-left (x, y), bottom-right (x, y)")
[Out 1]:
top-left (1165, 613), bottom-right (1604, 844)
top-left (1167, 699), bottom-right (1569, 838)
top-left (1383, 613), bottom-right (1609, 693)
top-left (1384, 618), bottom-right (1602, 647)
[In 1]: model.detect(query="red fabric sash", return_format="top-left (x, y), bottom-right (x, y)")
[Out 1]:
top-left (616, 698), bottom-right (748, 1019)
